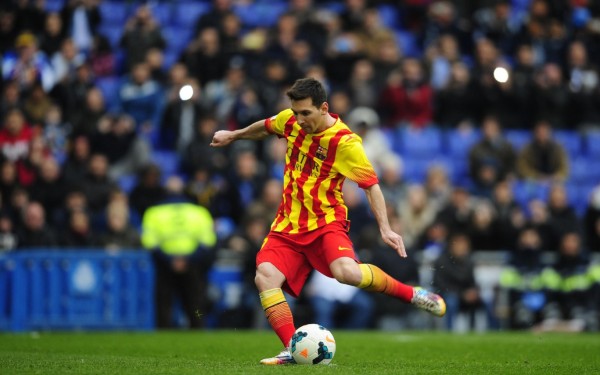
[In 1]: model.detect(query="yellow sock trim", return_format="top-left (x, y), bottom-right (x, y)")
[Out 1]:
top-left (259, 288), bottom-right (286, 310)
top-left (357, 264), bottom-right (374, 289)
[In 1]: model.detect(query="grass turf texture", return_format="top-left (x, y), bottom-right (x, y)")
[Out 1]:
top-left (0, 331), bottom-right (599, 374)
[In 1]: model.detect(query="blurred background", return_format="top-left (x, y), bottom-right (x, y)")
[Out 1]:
top-left (0, 0), bottom-right (599, 334)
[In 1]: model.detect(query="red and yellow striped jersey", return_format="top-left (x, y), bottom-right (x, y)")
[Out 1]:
top-left (264, 109), bottom-right (379, 234)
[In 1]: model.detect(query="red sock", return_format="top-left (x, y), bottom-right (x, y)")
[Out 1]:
top-left (356, 263), bottom-right (414, 303)
top-left (260, 288), bottom-right (295, 347)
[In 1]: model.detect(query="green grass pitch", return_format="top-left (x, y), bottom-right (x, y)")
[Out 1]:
top-left (1, 331), bottom-right (599, 374)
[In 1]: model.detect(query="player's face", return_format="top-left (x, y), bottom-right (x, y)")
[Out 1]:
top-left (291, 98), bottom-right (328, 134)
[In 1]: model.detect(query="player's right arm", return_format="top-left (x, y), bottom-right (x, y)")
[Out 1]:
top-left (210, 119), bottom-right (270, 147)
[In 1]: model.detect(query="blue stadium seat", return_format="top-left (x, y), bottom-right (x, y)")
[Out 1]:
top-left (162, 26), bottom-right (194, 55)
top-left (395, 31), bottom-right (421, 58)
top-left (554, 130), bottom-right (582, 157)
top-left (585, 131), bottom-right (600, 157)
top-left (395, 126), bottom-right (443, 157)
top-left (505, 129), bottom-right (530, 151)
top-left (99, 1), bottom-right (130, 25)
top-left (98, 25), bottom-right (123, 48)
top-left (118, 174), bottom-right (138, 194)
top-left (378, 5), bottom-right (400, 29)
top-left (512, 180), bottom-right (550, 208)
top-left (45, 0), bottom-right (65, 12)
top-left (173, 2), bottom-right (211, 28)
top-left (150, 3), bottom-right (173, 26)
top-left (234, 3), bottom-right (287, 28)
top-left (445, 128), bottom-right (481, 158)
top-left (402, 156), bottom-right (454, 184)
top-left (152, 151), bottom-right (180, 177)
top-left (95, 77), bottom-right (121, 112)
top-left (320, 2), bottom-right (345, 13)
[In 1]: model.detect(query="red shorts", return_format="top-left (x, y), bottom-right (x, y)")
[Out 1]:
top-left (256, 221), bottom-right (358, 298)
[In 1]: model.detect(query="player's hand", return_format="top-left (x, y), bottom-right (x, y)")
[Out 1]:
top-left (381, 229), bottom-right (407, 258)
top-left (210, 130), bottom-right (235, 147)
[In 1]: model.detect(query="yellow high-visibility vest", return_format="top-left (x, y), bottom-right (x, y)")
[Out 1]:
top-left (141, 202), bottom-right (216, 256)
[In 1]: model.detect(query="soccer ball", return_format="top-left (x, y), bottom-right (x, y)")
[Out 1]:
top-left (289, 324), bottom-right (336, 365)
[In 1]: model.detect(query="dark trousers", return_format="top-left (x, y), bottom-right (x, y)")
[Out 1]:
top-left (154, 259), bottom-right (206, 329)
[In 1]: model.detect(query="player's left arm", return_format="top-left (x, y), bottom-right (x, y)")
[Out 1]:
top-left (364, 183), bottom-right (407, 258)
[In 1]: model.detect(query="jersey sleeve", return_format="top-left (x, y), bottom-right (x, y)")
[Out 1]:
top-left (335, 134), bottom-right (379, 189)
top-left (264, 108), bottom-right (294, 138)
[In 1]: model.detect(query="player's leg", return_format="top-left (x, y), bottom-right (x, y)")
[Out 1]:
top-left (255, 262), bottom-right (296, 348)
top-left (329, 257), bottom-right (446, 317)
top-left (256, 234), bottom-right (313, 365)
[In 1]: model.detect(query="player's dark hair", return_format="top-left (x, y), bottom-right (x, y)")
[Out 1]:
top-left (286, 78), bottom-right (327, 108)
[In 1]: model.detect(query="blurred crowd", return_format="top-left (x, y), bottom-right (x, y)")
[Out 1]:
top-left (1, 0), bottom-right (600, 331)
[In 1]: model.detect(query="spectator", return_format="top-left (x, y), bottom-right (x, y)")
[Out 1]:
top-left (0, 160), bottom-right (19, 211)
top-left (42, 104), bottom-right (71, 162)
top-left (547, 184), bottom-right (580, 250)
top-left (51, 188), bottom-right (88, 229)
top-left (91, 114), bottom-right (151, 180)
top-left (434, 61), bottom-right (479, 127)
top-left (376, 154), bottom-right (407, 209)
top-left (378, 58), bottom-right (434, 128)
top-left (533, 63), bottom-right (569, 128)
top-left (62, 134), bottom-right (91, 186)
top-left (473, 0), bottom-right (521, 55)
top-left (468, 115), bottom-right (516, 196)
top-left (221, 149), bottom-right (265, 224)
top-left (70, 87), bottom-right (106, 137)
top-left (499, 226), bottom-right (546, 329)
top-left (28, 157), bottom-right (67, 221)
top-left (59, 209), bottom-right (98, 248)
top-left (22, 82), bottom-right (53, 126)
top-left (141, 176), bottom-right (216, 329)
top-left (39, 12), bottom-right (66, 57)
top-left (467, 200), bottom-right (502, 251)
top-left (425, 164), bottom-right (452, 211)
top-left (16, 201), bottom-right (57, 249)
top-left (51, 38), bottom-right (86, 85)
top-left (527, 199), bottom-right (553, 251)
top-left (194, 0), bottom-right (234, 34)
top-left (118, 62), bottom-right (164, 138)
top-left (0, 108), bottom-right (34, 163)
top-left (60, 0), bottom-right (101, 53)
top-left (79, 153), bottom-right (118, 215)
top-left (120, 4), bottom-right (165, 70)
top-left (398, 184), bottom-right (437, 250)
top-left (184, 166), bottom-right (225, 217)
top-left (347, 59), bottom-right (378, 108)
top-left (14, 0), bottom-right (46, 37)
top-left (427, 34), bottom-right (462, 91)
top-left (2, 32), bottom-right (56, 92)
top-left (0, 9), bottom-right (18, 55)
top-left (539, 232), bottom-right (595, 332)
top-left (517, 120), bottom-right (569, 181)
top-left (565, 40), bottom-right (600, 129)
top-left (202, 61), bottom-right (250, 125)
top-left (510, 43), bottom-right (537, 128)
top-left (54, 62), bottom-right (95, 126)
top-left (182, 27), bottom-right (229, 87)
top-left (89, 34), bottom-right (116, 78)
top-left (244, 178), bottom-right (283, 224)
top-left (436, 186), bottom-right (473, 234)
top-left (584, 186), bottom-right (600, 252)
top-left (181, 115), bottom-right (227, 175)
top-left (1, 80), bottom-right (22, 119)
top-left (433, 232), bottom-right (487, 331)
top-left (306, 271), bottom-right (374, 329)
top-left (98, 201), bottom-right (140, 251)
top-left (129, 164), bottom-right (166, 217)
top-left (491, 180), bottom-right (525, 249)
top-left (0, 213), bottom-right (17, 252)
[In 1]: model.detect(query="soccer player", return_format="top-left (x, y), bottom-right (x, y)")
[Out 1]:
top-left (210, 78), bottom-right (446, 365)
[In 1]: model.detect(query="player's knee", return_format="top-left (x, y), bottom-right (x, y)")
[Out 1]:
top-left (331, 261), bottom-right (362, 286)
top-left (254, 263), bottom-right (284, 291)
